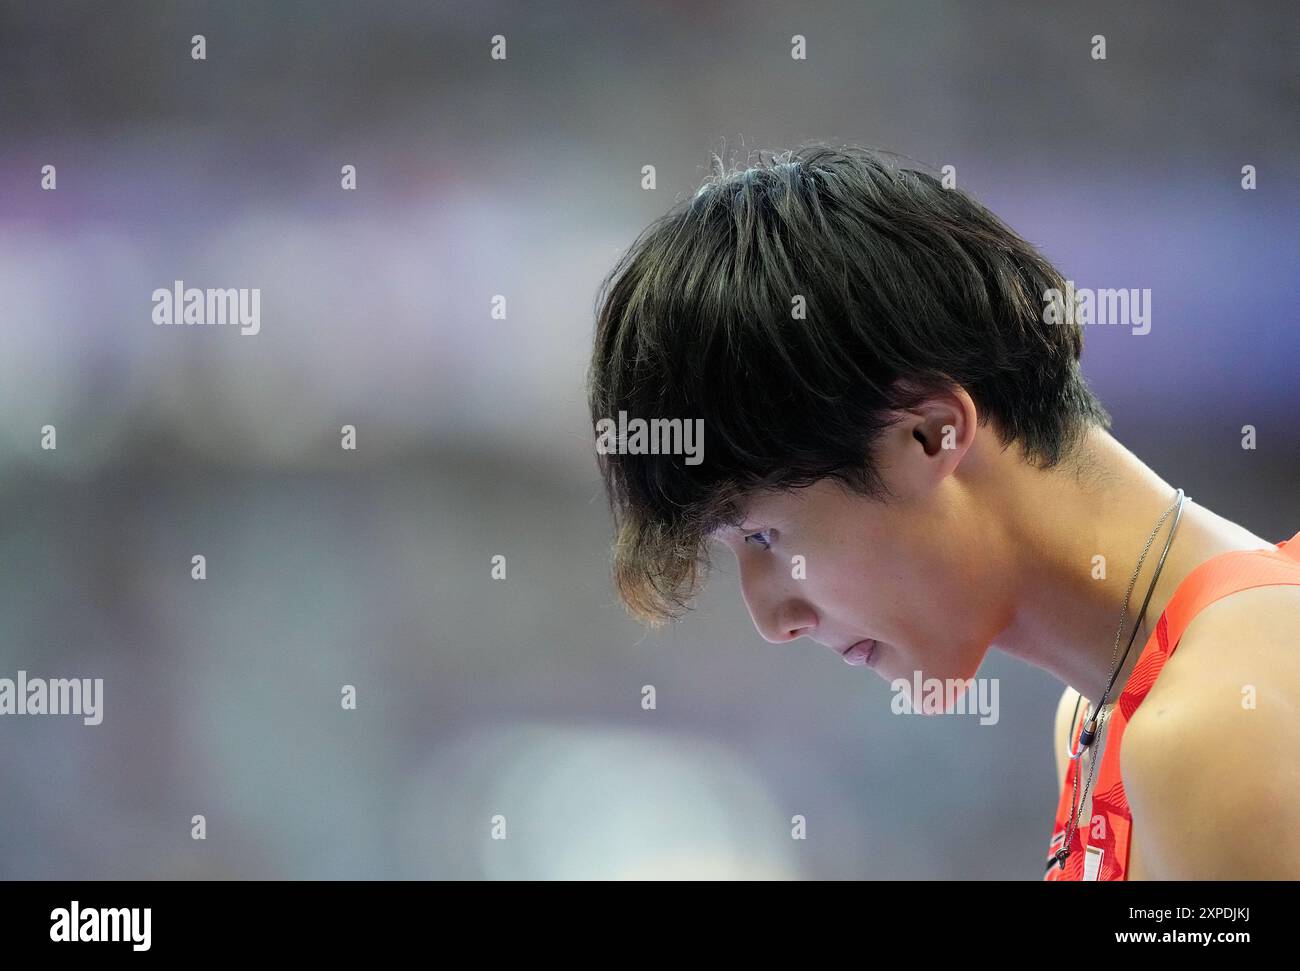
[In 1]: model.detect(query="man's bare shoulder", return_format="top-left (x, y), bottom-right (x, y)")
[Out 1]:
top-left (1131, 582), bottom-right (1300, 725)
top-left (1120, 584), bottom-right (1300, 879)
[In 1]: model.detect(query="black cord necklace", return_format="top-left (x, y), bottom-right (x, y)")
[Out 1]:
top-left (1050, 488), bottom-right (1188, 873)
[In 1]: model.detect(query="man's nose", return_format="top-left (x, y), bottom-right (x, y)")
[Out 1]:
top-left (738, 559), bottom-right (817, 643)
top-left (745, 595), bottom-right (818, 644)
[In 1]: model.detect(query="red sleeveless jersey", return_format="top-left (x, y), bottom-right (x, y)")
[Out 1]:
top-left (1044, 530), bottom-right (1300, 881)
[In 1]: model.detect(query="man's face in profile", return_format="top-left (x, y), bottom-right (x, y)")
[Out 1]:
top-left (712, 475), bottom-right (1013, 693)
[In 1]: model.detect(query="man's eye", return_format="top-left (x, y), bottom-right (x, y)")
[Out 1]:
top-left (744, 529), bottom-right (773, 550)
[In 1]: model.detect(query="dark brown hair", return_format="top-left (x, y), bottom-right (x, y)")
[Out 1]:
top-left (588, 144), bottom-right (1110, 625)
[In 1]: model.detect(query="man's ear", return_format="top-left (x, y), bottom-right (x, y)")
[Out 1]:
top-left (875, 385), bottom-right (978, 498)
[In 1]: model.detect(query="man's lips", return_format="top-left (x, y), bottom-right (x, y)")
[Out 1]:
top-left (838, 639), bottom-right (876, 667)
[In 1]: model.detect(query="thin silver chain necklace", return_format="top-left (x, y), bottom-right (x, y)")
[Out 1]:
top-left (1051, 487), bottom-right (1188, 873)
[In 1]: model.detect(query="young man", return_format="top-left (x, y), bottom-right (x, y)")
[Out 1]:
top-left (587, 144), bottom-right (1300, 880)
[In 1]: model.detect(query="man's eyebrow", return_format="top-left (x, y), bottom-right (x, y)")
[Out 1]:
top-left (714, 519), bottom-right (764, 541)
top-left (708, 521), bottom-right (747, 540)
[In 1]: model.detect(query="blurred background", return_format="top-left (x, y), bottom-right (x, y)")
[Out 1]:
top-left (0, 0), bottom-right (1296, 879)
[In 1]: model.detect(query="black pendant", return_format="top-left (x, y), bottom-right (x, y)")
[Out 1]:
top-left (1079, 719), bottom-right (1097, 748)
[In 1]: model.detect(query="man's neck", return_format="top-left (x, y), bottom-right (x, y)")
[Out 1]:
top-left (988, 427), bottom-right (1275, 700)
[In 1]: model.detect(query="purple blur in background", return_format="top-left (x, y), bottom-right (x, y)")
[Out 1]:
top-left (0, 1), bottom-right (1296, 878)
